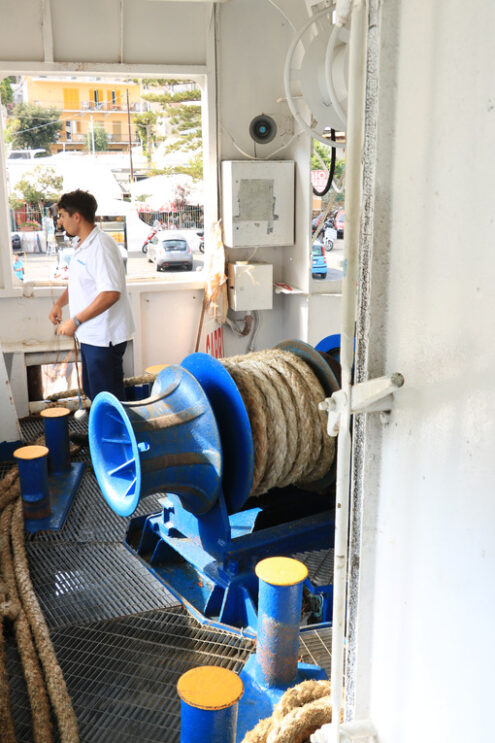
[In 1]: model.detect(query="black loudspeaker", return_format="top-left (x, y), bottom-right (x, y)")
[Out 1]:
top-left (249, 114), bottom-right (277, 144)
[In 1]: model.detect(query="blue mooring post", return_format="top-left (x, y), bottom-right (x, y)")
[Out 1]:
top-left (236, 556), bottom-right (327, 741)
top-left (40, 407), bottom-right (71, 473)
top-left (255, 556), bottom-right (308, 687)
top-left (14, 445), bottom-right (51, 522)
top-left (177, 665), bottom-right (244, 743)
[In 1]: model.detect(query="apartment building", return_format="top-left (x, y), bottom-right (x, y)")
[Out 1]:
top-left (22, 76), bottom-right (143, 152)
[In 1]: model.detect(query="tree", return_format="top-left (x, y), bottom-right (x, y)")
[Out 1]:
top-left (141, 81), bottom-right (203, 180)
top-left (9, 165), bottom-right (63, 209)
top-left (134, 111), bottom-right (159, 164)
top-left (85, 125), bottom-right (109, 152)
top-left (5, 103), bottom-right (62, 151)
top-left (0, 77), bottom-right (13, 106)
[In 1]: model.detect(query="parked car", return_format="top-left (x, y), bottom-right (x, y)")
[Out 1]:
top-left (7, 148), bottom-right (47, 160)
top-left (148, 232), bottom-right (193, 272)
top-left (312, 212), bottom-right (325, 234)
top-left (312, 239), bottom-right (327, 279)
top-left (334, 210), bottom-right (345, 238)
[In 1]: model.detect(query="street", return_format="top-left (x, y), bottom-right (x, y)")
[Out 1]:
top-left (15, 237), bottom-right (344, 284)
top-left (17, 246), bottom-right (205, 284)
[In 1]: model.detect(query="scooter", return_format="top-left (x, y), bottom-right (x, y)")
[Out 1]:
top-left (142, 228), bottom-right (158, 254)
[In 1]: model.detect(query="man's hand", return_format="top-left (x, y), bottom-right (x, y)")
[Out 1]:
top-left (56, 318), bottom-right (77, 337)
top-left (49, 303), bottom-right (63, 325)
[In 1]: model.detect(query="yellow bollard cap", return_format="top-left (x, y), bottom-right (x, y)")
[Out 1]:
top-left (177, 666), bottom-right (244, 710)
top-left (255, 556), bottom-right (308, 586)
top-left (13, 445), bottom-right (49, 460)
top-left (145, 364), bottom-right (169, 375)
top-left (40, 407), bottom-right (71, 418)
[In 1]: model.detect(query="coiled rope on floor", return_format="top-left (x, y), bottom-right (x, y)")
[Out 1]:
top-left (0, 450), bottom-right (79, 742)
top-left (221, 350), bottom-right (336, 498)
top-left (241, 679), bottom-right (337, 743)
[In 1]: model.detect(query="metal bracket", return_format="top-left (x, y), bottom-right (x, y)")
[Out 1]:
top-left (319, 373), bottom-right (404, 436)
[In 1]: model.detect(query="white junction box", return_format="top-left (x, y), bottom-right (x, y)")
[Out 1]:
top-left (228, 262), bottom-right (273, 311)
top-left (221, 160), bottom-right (294, 248)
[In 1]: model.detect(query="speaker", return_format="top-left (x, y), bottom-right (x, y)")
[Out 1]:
top-left (249, 114), bottom-right (277, 144)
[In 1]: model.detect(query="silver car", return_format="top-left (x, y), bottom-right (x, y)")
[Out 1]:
top-left (148, 231), bottom-right (193, 272)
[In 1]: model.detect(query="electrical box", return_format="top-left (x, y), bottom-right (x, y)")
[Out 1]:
top-left (221, 160), bottom-right (295, 248)
top-left (227, 262), bottom-right (273, 311)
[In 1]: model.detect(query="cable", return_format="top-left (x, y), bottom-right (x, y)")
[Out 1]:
top-left (312, 129), bottom-right (336, 196)
top-left (8, 119), bottom-right (62, 135)
top-left (265, 0), bottom-right (297, 33)
top-left (222, 123), bottom-right (304, 161)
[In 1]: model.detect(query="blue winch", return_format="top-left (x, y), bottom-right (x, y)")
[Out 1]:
top-left (89, 341), bottom-right (338, 636)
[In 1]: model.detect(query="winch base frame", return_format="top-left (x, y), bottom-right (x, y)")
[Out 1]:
top-left (124, 490), bottom-right (334, 637)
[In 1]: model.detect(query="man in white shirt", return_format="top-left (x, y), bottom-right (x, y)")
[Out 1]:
top-left (49, 189), bottom-right (135, 401)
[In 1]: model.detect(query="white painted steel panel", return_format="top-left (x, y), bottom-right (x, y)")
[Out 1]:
top-left (227, 261), bottom-right (273, 311)
top-left (221, 160), bottom-right (294, 248)
top-left (0, 0), bottom-right (44, 61)
top-left (348, 1), bottom-right (495, 742)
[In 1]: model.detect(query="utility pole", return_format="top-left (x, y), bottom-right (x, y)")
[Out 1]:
top-left (126, 89), bottom-right (134, 182)
top-left (90, 112), bottom-right (95, 157)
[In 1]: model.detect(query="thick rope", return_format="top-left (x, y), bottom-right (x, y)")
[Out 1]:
top-left (11, 498), bottom-right (79, 742)
top-left (0, 454), bottom-right (79, 743)
top-left (242, 679), bottom-right (334, 743)
top-left (221, 350), bottom-right (336, 497)
top-left (0, 576), bottom-right (18, 742)
top-left (0, 504), bottom-right (53, 743)
top-left (221, 363), bottom-right (268, 494)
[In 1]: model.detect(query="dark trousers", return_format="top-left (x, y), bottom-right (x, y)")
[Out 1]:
top-left (80, 341), bottom-right (127, 400)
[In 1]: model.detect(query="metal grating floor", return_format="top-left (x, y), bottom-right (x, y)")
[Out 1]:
top-left (3, 416), bottom-right (332, 742)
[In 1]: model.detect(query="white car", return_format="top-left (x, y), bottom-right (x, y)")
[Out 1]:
top-left (147, 231), bottom-right (193, 272)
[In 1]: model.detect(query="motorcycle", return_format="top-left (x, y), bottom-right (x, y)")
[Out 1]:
top-left (142, 228), bottom-right (158, 254)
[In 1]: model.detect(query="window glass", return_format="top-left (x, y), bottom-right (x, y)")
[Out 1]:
top-left (3, 75), bottom-right (205, 284)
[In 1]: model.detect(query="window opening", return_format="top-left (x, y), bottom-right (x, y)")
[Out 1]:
top-left (2, 74), bottom-right (205, 285)
top-left (310, 136), bottom-right (346, 286)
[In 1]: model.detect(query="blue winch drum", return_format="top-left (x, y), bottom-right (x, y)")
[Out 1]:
top-left (89, 365), bottom-right (223, 517)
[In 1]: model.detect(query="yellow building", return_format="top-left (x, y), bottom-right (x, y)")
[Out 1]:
top-left (23, 77), bottom-right (143, 152)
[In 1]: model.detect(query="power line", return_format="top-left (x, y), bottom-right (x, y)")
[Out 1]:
top-left (11, 119), bottom-right (62, 135)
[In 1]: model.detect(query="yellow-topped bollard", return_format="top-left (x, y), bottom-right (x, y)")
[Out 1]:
top-left (40, 407), bottom-right (71, 473)
top-left (14, 445), bottom-right (51, 522)
top-left (255, 556), bottom-right (308, 688)
top-left (177, 665), bottom-right (244, 743)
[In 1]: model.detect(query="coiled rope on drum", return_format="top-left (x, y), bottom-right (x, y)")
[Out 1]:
top-left (221, 349), bottom-right (335, 497)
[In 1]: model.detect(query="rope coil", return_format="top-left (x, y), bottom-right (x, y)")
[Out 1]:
top-left (221, 350), bottom-right (336, 498)
top-left (242, 679), bottom-right (335, 743)
top-left (0, 442), bottom-right (79, 743)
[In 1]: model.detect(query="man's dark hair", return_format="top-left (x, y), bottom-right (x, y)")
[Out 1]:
top-left (57, 190), bottom-right (98, 223)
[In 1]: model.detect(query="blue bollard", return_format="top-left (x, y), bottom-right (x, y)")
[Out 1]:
top-left (14, 445), bottom-right (51, 522)
top-left (177, 666), bottom-right (244, 743)
top-left (40, 407), bottom-right (71, 473)
top-left (255, 556), bottom-right (308, 688)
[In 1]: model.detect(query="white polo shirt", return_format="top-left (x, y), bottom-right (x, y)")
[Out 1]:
top-left (68, 226), bottom-right (135, 346)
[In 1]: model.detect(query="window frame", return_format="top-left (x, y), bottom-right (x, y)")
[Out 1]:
top-left (0, 65), bottom-right (216, 294)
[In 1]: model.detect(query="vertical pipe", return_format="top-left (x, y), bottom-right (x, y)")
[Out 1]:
top-left (14, 445), bottom-right (51, 521)
top-left (177, 666), bottom-right (243, 743)
top-left (40, 407), bottom-right (71, 473)
top-left (331, 0), bottom-right (368, 739)
top-left (255, 556), bottom-right (308, 688)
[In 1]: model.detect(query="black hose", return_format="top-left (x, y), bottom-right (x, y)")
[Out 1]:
top-left (312, 129), bottom-right (336, 197)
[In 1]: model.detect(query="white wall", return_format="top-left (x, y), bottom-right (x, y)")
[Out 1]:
top-left (349, 1), bottom-right (495, 741)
